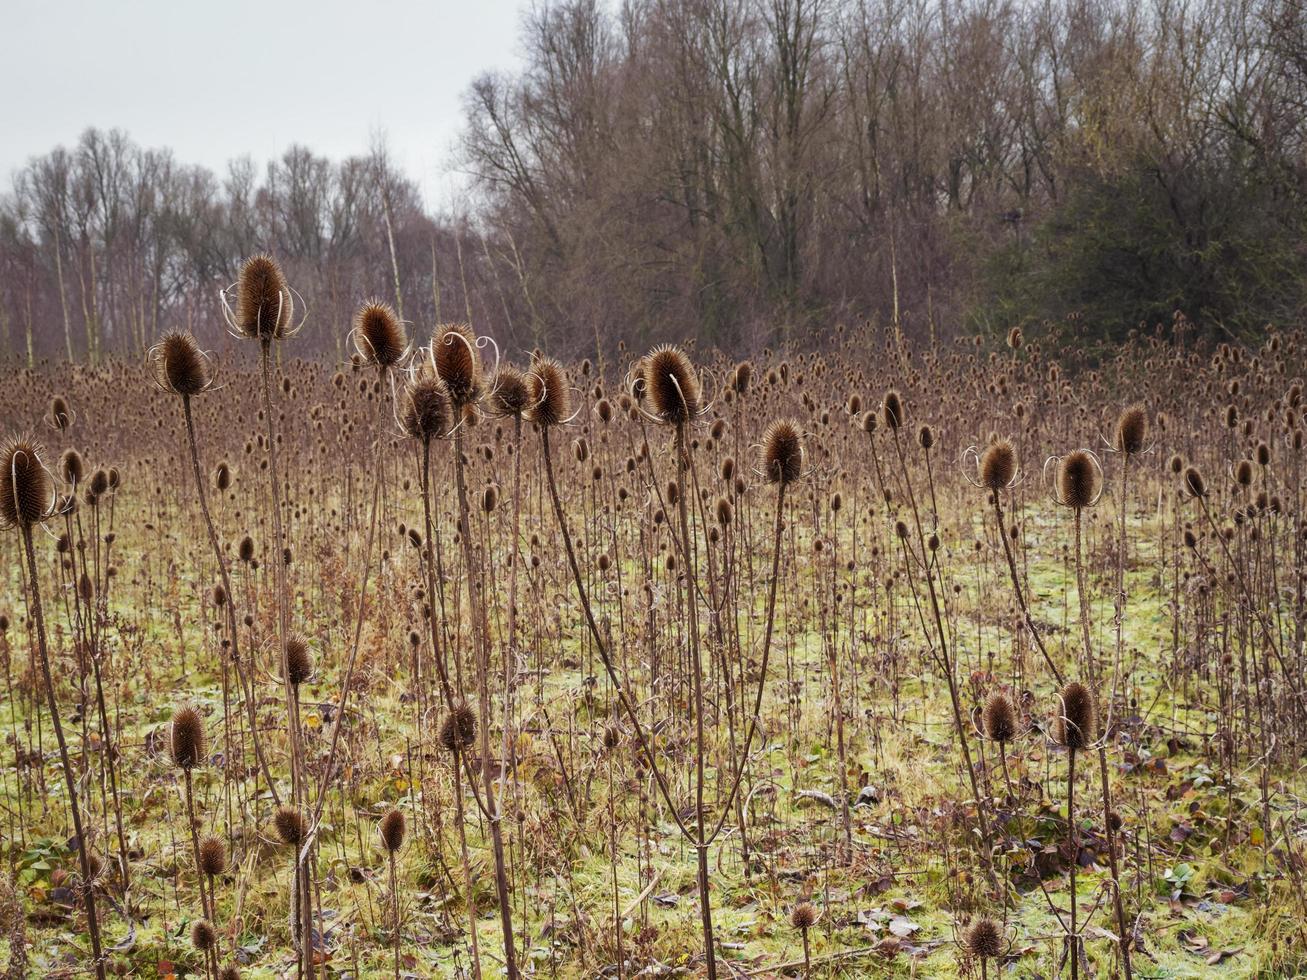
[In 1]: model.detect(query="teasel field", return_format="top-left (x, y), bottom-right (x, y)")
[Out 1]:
top-left (0, 261), bottom-right (1305, 979)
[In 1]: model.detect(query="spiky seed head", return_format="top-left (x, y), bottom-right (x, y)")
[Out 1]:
top-left (978, 439), bottom-right (1017, 490)
top-left (790, 902), bottom-right (818, 930)
top-left (273, 805), bottom-right (309, 846)
top-left (1256, 441), bottom-right (1270, 466)
top-left (440, 702), bottom-right (478, 754)
top-left (733, 361), bottom-right (752, 394)
top-left (49, 396), bottom-right (72, 431)
top-left (59, 448), bottom-right (85, 487)
top-left (881, 390), bottom-right (904, 429)
top-left (1235, 460), bottom-right (1253, 486)
top-left (1057, 450), bottom-right (1099, 509)
top-left (155, 331), bottom-right (210, 396)
top-left (603, 724), bottom-right (621, 750)
top-left (982, 692), bottom-right (1017, 743)
top-left (860, 410), bottom-right (878, 434)
top-left (1183, 465), bottom-right (1206, 498)
top-left (214, 461), bottom-right (232, 492)
top-left (917, 424), bottom-right (934, 450)
top-left (198, 836), bottom-right (227, 877)
top-left (964, 917), bottom-right (1003, 959)
top-left (1007, 326), bottom-right (1023, 350)
top-left (432, 323), bottom-right (482, 407)
top-left (1114, 405), bottom-right (1148, 455)
top-left (285, 635), bottom-right (314, 686)
top-left (191, 919), bottom-right (217, 952)
top-left (642, 346), bottom-right (701, 424)
top-left (1054, 681), bottom-right (1097, 750)
top-left (373, 807), bottom-right (406, 854)
top-left (169, 705), bottom-right (206, 770)
top-left (219, 968), bottom-right (242, 980)
top-left (401, 377), bottom-right (452, 442)
top-left (0, 438), bottom-right (54, 529)
top-left (761, 420), bottom-right (803, 485)
top-left (89, 468), bottom-right (110, 498)
top-left (529, 355), bottom-right (570, 427)
top-left (491, 366), bottom-right (532, 417)
top-left (234, 254), bottom-right (293, 340)
top-left (352, 301), bottom-right (406, 368)
top-left (238, 535), bottom-right (255, 563)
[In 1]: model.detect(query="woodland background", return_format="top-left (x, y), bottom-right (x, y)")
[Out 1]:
top-left (5, 0), bottom-right (1307, 363)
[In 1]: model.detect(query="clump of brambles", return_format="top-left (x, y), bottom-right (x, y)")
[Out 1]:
top-left (0, 267), bottom-right (1303, 978)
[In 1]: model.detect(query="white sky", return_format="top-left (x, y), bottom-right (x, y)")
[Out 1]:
top-left (0, 0), bottom-right (526, 209)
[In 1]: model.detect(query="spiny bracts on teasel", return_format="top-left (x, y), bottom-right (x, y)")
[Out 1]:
top-left (790, 902), bottom-right (818, 930)
top-left (234, 254), bottom-right (293, 341)
top-left (964, 917), bottom-right (1003, 959)
top-left (169, 705), bottom-right (206, 770)
top-left (1057, 450), bottom-right (1099, 509)
top-left (642, 345), bottom-right (701, 424)
top-left (198, 836), bottom-right (227, 877)
top-left (529, 355), bottom-right (570, 427)
top-left (154, 331), bottom-right (210, 396)
top-left (490, 365), bottom-right (532, 417)
top-left (352, 301), bottom-right (407, 368)
top-left (979, 439), bottom-right (1017, 490)
top-left (1114, 405), bottom-right (1148, 455)
top-left (379, 808), bottom-right (406, 853)
top-left (273, 806), bottom-right (309, 846)
top-left (401, 377), bottom-right (452, 442)
top-left (440, 702), bottom-right (478, 754)
top-left (761, 420), bottom-right (803, 485)
top-left (285, 635), bottom-right (314, 687)
top-left (432, 323), bottom-right (483, 407)
top-left (191, 919), bottom-right (217, 952)
top-left (982, 691), bottom-right (1017, 743)
top-left (0, 438), bottom-right (54, 529)
top-left (1054, 681), bottom-right (1098, 750)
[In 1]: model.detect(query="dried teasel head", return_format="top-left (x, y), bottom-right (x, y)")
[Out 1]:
top-left (641, 345), bottom-right (701, 425)
top-left (790, 902), bottom-right (819, 930)
top-left (963, 917), bottom-right (1003, 959)
top-left (1114, 405), bottom-right (1148, 455)
top-left (529, 355), bottom-right (571, 427)
top-left (1182, 465), bottom-right (1206, 498)
top-left (431, 323), bottom-right (483, 407)
top-left (379, 808), bottom-right (406, 853)
top-left (169, 704), bottom-right (206, 770)
top-left (231, 254), bottom-right (294, 341)
top-left (978, 439), bottom-right (1017, 491)
top-left (152, 331), bottom-right (212, 396)
top-left (982, 691), bottom-right (1017, 743)
top-left (352, 300), bottom-right (407, 369)
top-left (1054, 681), bottom-right (1098, 751)
top-left (190, 919), bottom-right (217, 953)
top-left (1, 438), bottom-right (56, 529)
top-left (440, 702), bottom-right (478, 754)
top-left (1056, 450), bottom-right (1100, 509)
top-left (401, 376), bottom-right (453, 442)
top-left (273, 805), bottom-right (309, 846)
top-left (198, 836), bottom-right (227, 877)
top-left (285, 635), bottom-right (314, 687)
top-left (761, 419), bottom-right (803, 485)
top-left (59, 448), bottom-right (85, 487)
top-left (490, 365), bottom-right (532, 418)
top-left (218, 967), bottom-right (242, 980)
top-left (881, 390), bottom-right (905, 429)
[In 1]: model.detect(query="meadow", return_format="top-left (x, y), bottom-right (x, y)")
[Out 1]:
top-left (0, 257), bottom-right (1304, 978)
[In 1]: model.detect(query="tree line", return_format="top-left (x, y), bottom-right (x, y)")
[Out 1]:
top-left (6, 0), bottom-right (1307, 364)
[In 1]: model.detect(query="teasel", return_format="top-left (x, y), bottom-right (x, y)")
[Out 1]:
top-left (979, 691), bottom-right (1021, 797)
top-left (790, 902), bottom-right (819, 978)
top-left (171, 704), bottom-right (219, 974)
top-left (962, 916), bottom-right (1004, 979)
top-left (967, 437), bottom-right (1064, 684)
top-left (1053, 680), bottom-right (1098, 980)
top-left (220, 254), bottom-right (297, 342)
top-left (379, 808), bottom-right (406, 980)
top-left (639, 345), bottom-right (702, 425)
top-left (149, 328), bottom-right (281, 811)
top-left (439, 699), bottom-right (484, 976)
top-left (350, 300), bottom-right (408, 370)
top-left (430, 322), bottom-right (485, 409)
top-left (0, 437), bottom-right (106, 979)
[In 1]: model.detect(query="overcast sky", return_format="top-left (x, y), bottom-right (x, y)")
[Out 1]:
top-left (0, 0), bottom-right (525, 208)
